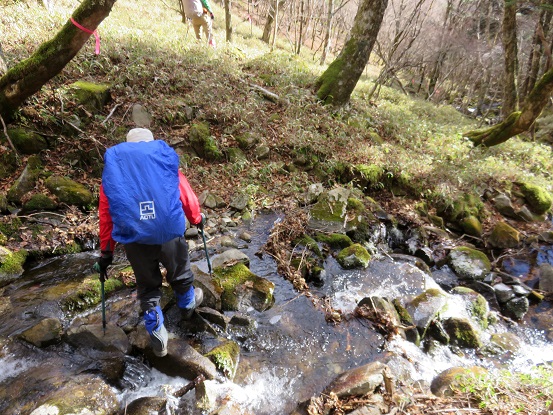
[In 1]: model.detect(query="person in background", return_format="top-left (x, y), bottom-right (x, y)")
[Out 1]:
top-left (94, 128), bottom-right (205, 357)
top-left (182, 0), bottom-right (215, 46)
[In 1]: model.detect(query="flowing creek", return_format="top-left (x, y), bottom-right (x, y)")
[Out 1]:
top-left (1, 212), bottom-right (553, 414)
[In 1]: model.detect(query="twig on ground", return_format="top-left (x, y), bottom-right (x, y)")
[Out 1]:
top-left (0, 113), bottom-right (20, 157)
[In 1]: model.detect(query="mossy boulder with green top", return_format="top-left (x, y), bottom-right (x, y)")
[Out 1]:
top-left (189, 122), bottom-right (223, 161)
top-left (7, 128), bottom-right (48, 154)
top-left (213, 263), bottom-right (275, 312)
top-left (336, 243), bottom-right (371, 269)
top-left (69, 81), bottom-right (112, 112)
top-left (517, 182), bottom-right (552, 214)
top-left (45, 175), bottom-right (93, 208)
top-left (447, 246), bottom-right (491, 280)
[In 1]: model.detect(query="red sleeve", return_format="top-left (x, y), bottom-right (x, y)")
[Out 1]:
top-left (178, 171), bottom-right (202, 225)
top-left (99, 185), bottom-right (117, 252)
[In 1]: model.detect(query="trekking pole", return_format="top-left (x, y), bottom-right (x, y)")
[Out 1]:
top-left (100, 270), bottom-right (107, 335)
top-left (199, 229), bottom-right (212, 276)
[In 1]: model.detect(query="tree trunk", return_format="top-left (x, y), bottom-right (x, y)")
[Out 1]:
top-left (315, 0), bottom-right (388, 105)
top-left (296, 0), bottom-right (305, 54)
top-left (319, 0), bottom-right (334, 65)
top-left (224, 0), bottom-right (233, 42)
top-left (0, 0), bottom-right (117, 121)
top-left (501, 0), bottom-right (518, 117)
top-left (464, 65), bottom-right (553, 146)
top-left (262, 0), bottom-right (285, 43)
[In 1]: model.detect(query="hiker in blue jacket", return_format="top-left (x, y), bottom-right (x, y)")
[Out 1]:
top-left (94, 128), bottom-right (205, 357)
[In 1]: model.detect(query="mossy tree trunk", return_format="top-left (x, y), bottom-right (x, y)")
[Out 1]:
top-left (0, 0), bottom-right (117, 121)
top-left (465, 65), bottom-right (553, 146)
top-left (315, 0), bottom-right (388, 106)
top-left (501, 0), bottom-right (518, 118)
top-left (262, 0), bottom-right (285, 43)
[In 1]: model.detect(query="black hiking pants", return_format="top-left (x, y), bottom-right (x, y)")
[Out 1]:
top-left (124, 236), bottom-right (194, 312)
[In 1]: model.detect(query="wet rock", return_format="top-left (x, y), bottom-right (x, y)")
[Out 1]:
top-left (213, 263), bottom-right (275, 312)
top-left (323, 361), bottom-right (388, 397)
top-left (238, 231), bottom-right (252, 243)
top-left (136, 330), bottom-right (220, 380)
top-left (65, 323), bottom-right (131, 354)
top-left (451, 286), bottom-right (490, 329)
top-left (205, 340), bottom-right (240, 380)
top-left (494, 283), bottom-right (516, 304)
top-left (220, 235), bottom-right (239, 248)
top-left (502, 296), bottom-right (529, 320)
top-left (125, 396), bottom-right (166, 415)
top-left (488, 332), bottom-right (522, 355)
top-left (211, 248), bottom-right (250, 269)
top-left (197, 307), bottom-right (228, 330)
top-left (431, 366), bottom-right (488, 397)
top-left (465, 281), bottom-right (500, 310)
top-left (19, 317), bottom-right (63, 347)
top-left (336, 243), bottom-right (371, 269)
top-left (442, 317), bottom-right (483, 349)
top-left (45, 175), bottom-right (93, 208)
top-left (539, 263), bottom-right (553, 293)
top-left (185, 227), bottom-right (199, 238)
top-left (447, 246), bottom-right (491, 281)
top-left (487, 222), bottom-right (520, 249)
top-left (405, 288), bottom-right (449, 332)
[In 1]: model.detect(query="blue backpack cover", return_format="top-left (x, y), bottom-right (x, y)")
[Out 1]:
top-left (102, 140), bottom-right (185, 245)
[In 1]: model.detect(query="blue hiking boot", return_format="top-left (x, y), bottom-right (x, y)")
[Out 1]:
top-left (176, 286), bottom-right (204, 321)
top-left (144, 305), bottom-right (168, 357)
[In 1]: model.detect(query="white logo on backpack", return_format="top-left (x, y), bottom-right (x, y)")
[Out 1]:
top-left (140, 201), bottom-right (156, 220)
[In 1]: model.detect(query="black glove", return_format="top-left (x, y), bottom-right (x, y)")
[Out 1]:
top-left (196, 213), bottom-right (206, 232)
top-left (210, 12), bottom-right (214, 20)
top-left (93, 251), bottom-right (113, 281)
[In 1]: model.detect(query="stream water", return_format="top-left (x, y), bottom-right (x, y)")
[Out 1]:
top-left (1, 213), bottom-right (553, 414)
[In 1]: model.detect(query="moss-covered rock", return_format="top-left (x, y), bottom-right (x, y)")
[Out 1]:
top-left (0, 150), bottom-right (18, 180)
top-left (437, 193), bottom-right (484, 225)
top-left (70, 81), bottom-right (112, 112)
top-left (7, 155), bottom-right (42, 204)
top-left (60, 274), bottom-right (125, 313)
top-left (7, 128), bottom-right (48, 154)
top-left (442, 317), bottom-right (483, 349)
top-left (309, 187), bottom-right (351, 232)
top-left (23, 193), bottom-right (58, 212)
top-left (336, 243), bottom-right (371, 269)
top-left (517, 182), bottom-right (552, 214)
top-left (460, 215), bottom-right (482, 237)
top-left (227, 147), bottom-right (248, 164)
top-left (314, 232), bottom-right (353, 249)
top-left (204, 340), bottom-right (240, 380)
top-left (447, 246), bottom-right (491, 280)
top-left (189, 121), bottom-right (223, 161)
top-left (451, 286), bottom-right (490, 329)
top-left (293, 234), bottom-right (323, 257)
top-left (431, 366), bottom-right (488, 397)
top-left (487, 221), bottom-right (520, 249)
top-left (0, 247), bottom-right (27, 279)
top-left (45, 175), bottom-right (93, 208)
top-left (213, 263), bottom-right (275, 312)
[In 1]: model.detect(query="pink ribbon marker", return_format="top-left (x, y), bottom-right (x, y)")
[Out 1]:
top-left (70, 17), bottom-right (100, 55)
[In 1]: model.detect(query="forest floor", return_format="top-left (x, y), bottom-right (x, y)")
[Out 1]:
top-left (1, 0), bottom-right (553, 413)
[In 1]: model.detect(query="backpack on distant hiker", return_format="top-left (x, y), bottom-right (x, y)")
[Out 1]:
top-left (102, 140), bottom-right (185, 245)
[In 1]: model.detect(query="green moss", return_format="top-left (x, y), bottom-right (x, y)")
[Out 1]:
top-left (346, 197), bottom-right (365, 213)
top-left (205, 340), bottom-right (240, 379)
top-left (0, 249), bottom-right (28, 274)
top-left (314, 232), bottom-right (353, 249)
top-left (23, 194), bottom-right (57, 211)
top-left (44, 175), bottom-right (93, 207)
top-left (518, 182), bottom-right (552, 214)
top-left (460, 215), bottom-right (482, 237)
top-left (392, 298), bottom-right (414, 325)
top-left (61, 275), bottom-right (124, 313)
top-left (452, 286), bottom-right (489, 329)
top-left (354, 164), bottom-right (384, 187)
top-left (52, 241), bottom-right (82, 255)
top-left (293, 235), bottom-right (322, 257)
top-left (0, 217), bottom-right (22, 238)
top-left (70, 81), bottom-right (111, 111)
top-left (336, 243), bottom-right (371, 269)
top-left (316, 56), bottom-right (346, 103)
top-left (213, 263), bottom-right (274, 311)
